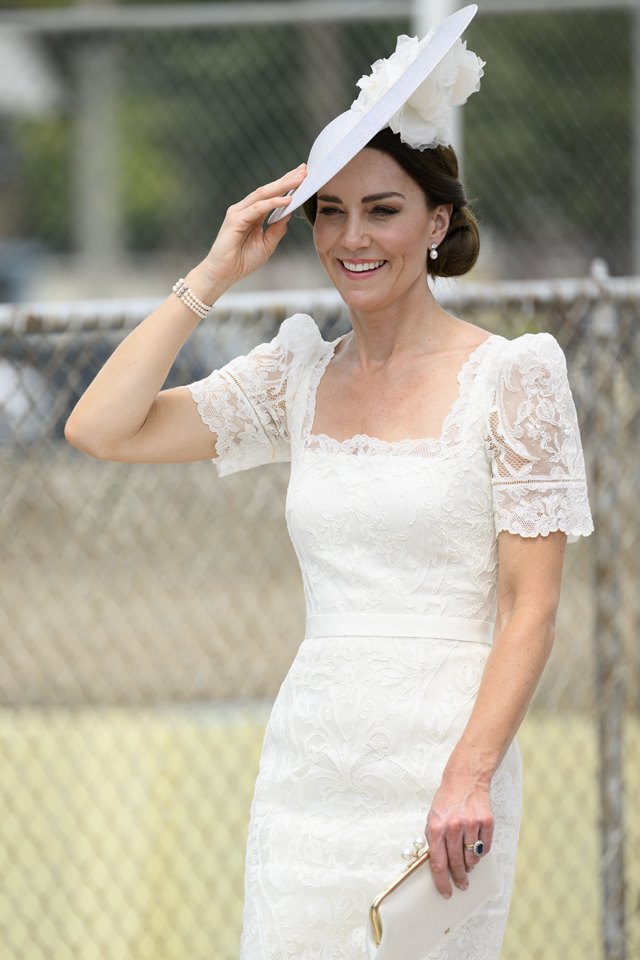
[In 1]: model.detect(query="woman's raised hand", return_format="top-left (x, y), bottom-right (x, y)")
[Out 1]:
top-left (200, 164), bottom-right (307, 289)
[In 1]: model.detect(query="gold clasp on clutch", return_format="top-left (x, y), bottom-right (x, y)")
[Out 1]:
top-left (369, 839), bottom-right (431, 946)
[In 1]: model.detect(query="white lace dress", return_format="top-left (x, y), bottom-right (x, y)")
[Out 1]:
top-left (189, 315), bottom-right (593, 960)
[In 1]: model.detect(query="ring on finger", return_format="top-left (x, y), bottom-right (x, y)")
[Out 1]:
top-left (464, 840), bottom-right (485, 856)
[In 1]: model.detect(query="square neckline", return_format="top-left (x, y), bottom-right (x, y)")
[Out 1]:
top-left (304, 332), bottom-right (499, 451)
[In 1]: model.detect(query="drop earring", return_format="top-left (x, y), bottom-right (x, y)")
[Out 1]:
top-left (429, 243), bottom-right (439, 260)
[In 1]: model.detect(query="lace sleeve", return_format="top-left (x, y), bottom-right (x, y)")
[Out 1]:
top-left (485, 333), bottom-right (594, 542)
top-left (188, 315), bottom-right (319, 477)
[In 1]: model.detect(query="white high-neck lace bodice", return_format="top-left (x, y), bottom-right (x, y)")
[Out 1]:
top-left (189, 314), bottom-right (593, 960)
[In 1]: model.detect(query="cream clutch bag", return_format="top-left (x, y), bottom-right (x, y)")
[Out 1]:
top-left (366, 844), bottom-right (501, 960)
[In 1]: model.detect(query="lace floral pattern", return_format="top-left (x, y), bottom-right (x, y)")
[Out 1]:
top-left (485, 333), bottom-right (594, 541)
top-left (241, 636), bottom-right (522, 960)
top-left (188, 313), bottom-right (321, 477)
top-left (188, 316), bottom-right (593, 960)
top-left (286, 448), bottom-right (499, 621)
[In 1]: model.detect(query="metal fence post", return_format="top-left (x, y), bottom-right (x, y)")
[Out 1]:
top-left (72, 0), bottom-right (122, 290)
top-left (590, 262), bottom-right (626, 960)
top-left (411, 0), bottom-right (463, 159)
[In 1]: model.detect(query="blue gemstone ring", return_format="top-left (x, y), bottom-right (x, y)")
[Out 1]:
top-left (464, 840), bottom-right (484, 856)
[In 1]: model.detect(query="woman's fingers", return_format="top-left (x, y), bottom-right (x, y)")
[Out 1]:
top-left (429, 821), bottom-right (482, 897)
top-left (229, 193), bottom-right (297, 223)
top-left (462, 834), bottom-right (481, 872)
top-left (234, 164), bottom-right (307, 211)
top-left (221, 171), bottom-right (304, 237)
top-left (426, 827), bottom-right (453, 899)
top-left (426, 783), bottom-right (494, 898)
top-left (464, 818), bottom-right (494, 871)
top-left (446, 830), bottom-right (469, 892)
top-left (202, 166), bottom-right (305, 285)
top-left (262, 213), bottom-right (291, 256)
top-left (429, 818), bottom-right (468, 895)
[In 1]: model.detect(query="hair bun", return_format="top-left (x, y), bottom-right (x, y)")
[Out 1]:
top-left (431, 204), bottom-right (480, 278)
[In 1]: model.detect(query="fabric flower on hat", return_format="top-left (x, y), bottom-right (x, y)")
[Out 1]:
top-left (352, 33), bottom-right (485, 150)
top-left (353, 33), bottom-right (432, 112)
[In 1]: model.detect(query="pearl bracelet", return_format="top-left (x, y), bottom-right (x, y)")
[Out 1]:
top-left (171, 278), bottom-right (213, 320)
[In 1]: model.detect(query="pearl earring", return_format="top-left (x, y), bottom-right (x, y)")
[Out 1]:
top-left (429, 243), bottom-right (439, 261)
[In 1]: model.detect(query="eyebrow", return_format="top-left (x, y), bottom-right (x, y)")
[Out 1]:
top-left (316, 192), bottom-right (406, 204)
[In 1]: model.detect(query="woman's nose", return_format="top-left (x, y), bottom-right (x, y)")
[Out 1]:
top-left (341, 214), bottom-right (370, 250)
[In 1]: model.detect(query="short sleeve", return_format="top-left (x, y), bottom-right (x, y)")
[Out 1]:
top-left (188, 314), bottom-right (321, 477)
top-left (484, 333), bottom-right (594, 542)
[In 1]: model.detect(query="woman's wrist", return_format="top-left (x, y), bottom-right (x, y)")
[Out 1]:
top-left (184, 261), bottom-right (232, 306)
top-left (442, 744), bottom-right (498, 789)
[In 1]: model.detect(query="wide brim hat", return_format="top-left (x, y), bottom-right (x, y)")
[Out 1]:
top-left (268, 3), bottom-right (478, 225)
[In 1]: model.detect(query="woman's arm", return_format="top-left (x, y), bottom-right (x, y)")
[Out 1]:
top-left (425, 529), bottom-right (567, 898)
top-left (64, 165), bottom-right (305, 463)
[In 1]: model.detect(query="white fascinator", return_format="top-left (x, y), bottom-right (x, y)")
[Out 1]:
top-left (268, 3), bottom-right (484, 224)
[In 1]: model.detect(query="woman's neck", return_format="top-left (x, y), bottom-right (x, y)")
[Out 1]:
top-left (342, 283), bottom-right (459, 368)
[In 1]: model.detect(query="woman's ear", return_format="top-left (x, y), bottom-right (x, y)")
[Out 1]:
top-left (431, 203), bottom-right (453, 245)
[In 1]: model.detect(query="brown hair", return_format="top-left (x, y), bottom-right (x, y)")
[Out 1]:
top-left (302, 127), bottom-right (480, 278)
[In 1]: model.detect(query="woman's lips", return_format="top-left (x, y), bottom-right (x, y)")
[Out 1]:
top-left (337, 259), bottom-right (387, 279)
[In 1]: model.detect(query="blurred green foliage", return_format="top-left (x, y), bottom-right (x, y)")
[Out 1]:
top-left (465, 10), bottom-right (631, 271)
top-left (15, 117), bottom-right (73, 249)
top-left (119, 24), bottom-right (303, 250)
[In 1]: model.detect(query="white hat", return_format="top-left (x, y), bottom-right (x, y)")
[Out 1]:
top-left (268, 4), bottom-right (483, 225)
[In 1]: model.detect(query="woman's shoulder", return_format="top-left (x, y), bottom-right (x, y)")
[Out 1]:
top-left (266, 314), bottom-right (339, 393)
top-left (273, 313), bottom-right (330, 355)
top-left (484, 329), bottom-right (567, 379)
top-left (214, 314), bottom-right (330, 389)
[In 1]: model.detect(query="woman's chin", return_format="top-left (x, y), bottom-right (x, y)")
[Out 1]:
top-left (334, 282), bottom-right (391, 312)
top-left (340, 293), bottom-right (386, 316)
top-left (328, 267), bottom-right (429, 315)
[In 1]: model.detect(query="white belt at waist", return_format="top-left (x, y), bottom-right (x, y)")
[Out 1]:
top-left (304, 613), bottom-right (494, 645)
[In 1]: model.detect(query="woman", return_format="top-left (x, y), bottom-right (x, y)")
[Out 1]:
top-left (65, 9), bottom-right (593, 959)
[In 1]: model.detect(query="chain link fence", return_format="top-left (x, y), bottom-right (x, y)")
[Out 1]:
top-left (0, 0), bottom-right (635, 300)
top-left (0, 271), bottom-right (638, 959)
top-left (1, 2), bottom-right (638, 959)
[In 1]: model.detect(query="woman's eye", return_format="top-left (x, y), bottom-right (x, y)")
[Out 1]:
top-left (372, 206), bottom-right (399, 217)
top-left (316, 205), bottom-right (398, 218)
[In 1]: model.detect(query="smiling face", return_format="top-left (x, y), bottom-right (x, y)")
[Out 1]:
top-left (312, 148), bottom-right (450, 315)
